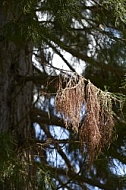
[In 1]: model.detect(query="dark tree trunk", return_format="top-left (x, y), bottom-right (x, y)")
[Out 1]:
top-left (0, 43), bottom-right (33, 134)
top-left (0, 5), bottom-right (33, 189)
top-left (0, 3), bottom-right (33, 134)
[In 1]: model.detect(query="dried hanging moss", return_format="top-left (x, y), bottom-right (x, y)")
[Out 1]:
top-left (79, 81), bottom-right (101, 165)
top-left (79, 81), bottom-right (114, 166)
top-left (55, 74), bottom-right (118, 165)
top-left (55, 74), bottom-right (84, 132)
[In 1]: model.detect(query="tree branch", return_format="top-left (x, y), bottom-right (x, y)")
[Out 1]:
top-left (37, 162), bottom-right (114, 190)
top-left (31, 107), bottom-right (65, 127)
top-left (40, 124), bottom-right (77, 173)
top-left (47, 40), bottom-right (77, 73)
top-left (44, 31), bottom-right (126, 76)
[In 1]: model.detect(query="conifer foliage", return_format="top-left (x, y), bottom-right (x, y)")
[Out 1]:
top-left (0, 0), bottom-right (126, 189)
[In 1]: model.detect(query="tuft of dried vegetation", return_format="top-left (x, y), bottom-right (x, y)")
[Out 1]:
top-left (55, 74), bottom-right (84, 132)
top-left (55, 74), bottom-right (121, 166)
top-left (79, 81), bottom-right (114, 166)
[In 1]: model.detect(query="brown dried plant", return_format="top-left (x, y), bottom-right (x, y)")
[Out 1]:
top-left (55, 75), bottom-right (116, 166)
top-left (79, 81), bottom-right (101, 165)
top-left (55, 74), bottom-right (84, 132)
top-left (79, 81), bottom-right (114, 166)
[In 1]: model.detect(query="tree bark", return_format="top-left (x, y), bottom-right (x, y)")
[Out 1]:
top-left (0, 5), bottom-right (33, 189)
top-left (0, 5), bottom-right (33, 135)
top-left (0, 41), bottom-right (33, 135)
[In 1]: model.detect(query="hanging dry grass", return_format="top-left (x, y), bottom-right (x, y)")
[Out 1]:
top-left (79, 81), bottom-right (101, 165)
top-left (79, 81), bottom-right (114, 166)
top-left (55, 74), bottom-right (117, 166)
top-left (55, 74), bottom-right (84, 132)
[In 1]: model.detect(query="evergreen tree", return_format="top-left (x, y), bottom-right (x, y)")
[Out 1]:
top-left (0, 0), bottom-right (126, 189)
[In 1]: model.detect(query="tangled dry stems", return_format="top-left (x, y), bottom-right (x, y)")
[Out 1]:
top-left (55, 74), bottom-right (116, 165)
top-left (79, 81), bottom-right (114, 166)
top-left (55, 74), bottom-right (84, 132)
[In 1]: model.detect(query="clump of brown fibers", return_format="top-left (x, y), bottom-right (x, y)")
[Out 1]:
top-left (55, 74), bottom-right (84, 132)
top-left (55, 74), bottom-right (115, 165)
